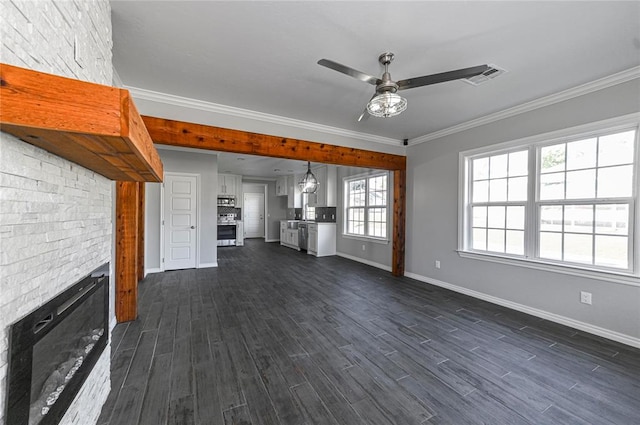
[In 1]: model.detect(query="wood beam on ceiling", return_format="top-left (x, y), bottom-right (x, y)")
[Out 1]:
top-left (142, 116), bottom-right (406, 171)
top-left (142, 115), bottom-right (407, 277)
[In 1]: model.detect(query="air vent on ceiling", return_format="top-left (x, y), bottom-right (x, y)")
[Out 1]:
top-left (463, 64), bottom-right (507, 86)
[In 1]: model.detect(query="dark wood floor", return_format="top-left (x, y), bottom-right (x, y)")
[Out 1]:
top-left (98, 239), bottom-right (640, 425)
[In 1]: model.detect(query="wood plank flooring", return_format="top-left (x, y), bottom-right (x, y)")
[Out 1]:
top-left (98, 239), bottom-right (640, 425)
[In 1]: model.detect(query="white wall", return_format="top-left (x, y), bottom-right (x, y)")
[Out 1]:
top-left (405, 78), bottom-right (640, 346)
top-left (0, 1), bottom-right (113, 424)
top-left (145, 149), bottom-right (218, 271)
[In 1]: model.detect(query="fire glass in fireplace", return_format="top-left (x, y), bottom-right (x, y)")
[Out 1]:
top-left (6, 263), bottom-right (109, 425)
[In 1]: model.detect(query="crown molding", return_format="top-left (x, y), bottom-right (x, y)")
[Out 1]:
top-left (125, 86), bottom-right (402, 147)
top-left (410, 66), bottom-right (640, 145)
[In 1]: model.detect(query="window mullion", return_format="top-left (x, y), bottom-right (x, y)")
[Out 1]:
top-left (527, 145), bottom-right (538, 259)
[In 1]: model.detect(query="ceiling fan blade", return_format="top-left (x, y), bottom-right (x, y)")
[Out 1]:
top-left (397, 65), bottom-right (491, 90)
top-left (357, 93), bottom-right (378, 122)
top-left (318, 59), bottom-right (381, 85)
top-left (357, 108), bottom-right (369, 122)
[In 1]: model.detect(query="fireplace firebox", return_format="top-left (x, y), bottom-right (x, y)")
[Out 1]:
top-left (6, 263), bottom-right (109, 425)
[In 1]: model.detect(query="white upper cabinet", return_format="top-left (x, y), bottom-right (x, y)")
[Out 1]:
top-left (287, 175), bottom-right (301, 208)
top-left (218, 174), bottom-right (242, 208)
top-left (218, 173), bottom-right (237, 196)
top-left (276, 176), bottom-right (288, 196)
top-left (308, 165), bottom-right (337, 207)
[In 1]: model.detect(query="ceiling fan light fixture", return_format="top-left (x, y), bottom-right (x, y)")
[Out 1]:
top-left (298, 161), bottom-right (319, 193)
top-left (367, 92), bottom-right (407, 118)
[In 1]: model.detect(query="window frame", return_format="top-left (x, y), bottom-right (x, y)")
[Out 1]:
top-left (458, 113), bottom-right (640, 284)
top-left (343, 171), bottom-right (390, 242)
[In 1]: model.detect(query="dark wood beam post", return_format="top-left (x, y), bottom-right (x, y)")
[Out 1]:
top-left (392, 169), bottom-right (406, 276)
top-left (137, 182), bottom-right (145, 282)
top-left (116, 181), bottom-right (139, 322)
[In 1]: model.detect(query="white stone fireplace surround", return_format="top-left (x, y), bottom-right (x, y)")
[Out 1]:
top-left (1, 1), bottom-right (115, 424)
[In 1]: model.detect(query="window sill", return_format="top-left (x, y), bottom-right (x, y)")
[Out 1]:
top-left (457, 250), bottom-right (640, 287)
top-left (342, 234), bottom-right (389, 245)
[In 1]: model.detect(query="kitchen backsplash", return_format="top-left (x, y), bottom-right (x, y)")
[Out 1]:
top-left (315, 207), bottom-right (337, 222)
top-left (287, 207), bottom-right (336, 222)
top-left (218, 206), bottom-right (241, 220)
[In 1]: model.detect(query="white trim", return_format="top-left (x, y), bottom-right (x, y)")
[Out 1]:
top-left (198, 262), bottom-right (218, 269)
top-left (404, 272), bottom-right (640, 349)
top-left (457, 251), bottom-right (640, 287)
top-left (127, 86), bottom-right (402, 147)
top-left (196, 174), bottom-right (202, 268)
top-left (145, 268), bottom-right (162, 275)
top-left (411, 66), bottom-right (640, 145)
top-left (265, 238), bottom-right (280, 243)
top-left (160, 183), bottom-right (165, 272)
top-left (457, 114), bottom-right (640, 278)
top-left (336, 252), bottom-right (392, 272)
top-left (341, 234), bottom-right (389, 245)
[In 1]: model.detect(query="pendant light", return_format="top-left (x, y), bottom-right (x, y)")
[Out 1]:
top-left (298, 161), bottom-right (319, 194)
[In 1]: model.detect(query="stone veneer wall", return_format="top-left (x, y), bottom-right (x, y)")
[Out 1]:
top-left (0, 1), bottom-right (114, 424)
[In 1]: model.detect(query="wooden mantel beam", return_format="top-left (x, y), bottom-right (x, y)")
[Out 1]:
top-left (143, 115), bottom-right (407, 277)
top-left (142, 116), bottom-right (406, 171)
top-left (0, 63), bottom-right (164, 182)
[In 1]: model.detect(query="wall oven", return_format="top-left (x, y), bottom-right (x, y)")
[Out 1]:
top-left (217, 223), bottom-right (237, 246)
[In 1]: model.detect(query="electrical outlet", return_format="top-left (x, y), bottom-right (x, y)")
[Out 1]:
top-left (580, 291), bottom-right (592, 305)
top-left (362, 244), bottom-right (366, 251)
top-left (435, 260), bottom-right (441, 269)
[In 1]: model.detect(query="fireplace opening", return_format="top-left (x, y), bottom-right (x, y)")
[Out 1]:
top-left (6, 263), bottom-right (109, 425)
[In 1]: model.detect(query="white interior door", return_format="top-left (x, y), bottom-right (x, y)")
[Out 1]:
top-left (164, 173), bottom-right (197, 270)
top-left (244, 192), bottom-right (264, 238)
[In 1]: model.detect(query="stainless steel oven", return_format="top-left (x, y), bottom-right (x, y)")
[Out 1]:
top-left (217, 223), bottom-right (237, 246)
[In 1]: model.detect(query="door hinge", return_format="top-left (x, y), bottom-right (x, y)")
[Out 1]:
top-left (162, 220), bottom-right (164, 226)
top-left (162, 258), bottom-right (164, 263)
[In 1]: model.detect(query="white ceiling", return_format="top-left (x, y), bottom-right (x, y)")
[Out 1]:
top-left (111, 1), bottom-right (640, 177)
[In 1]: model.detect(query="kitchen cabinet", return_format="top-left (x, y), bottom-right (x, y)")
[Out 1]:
top-left (218, 173), bottom-right (243, 208)
top-left (276, 176), bottom-right (288, 196)
top-left (308, 165), bottom-right (337, 207)
top-left (307, 223), bottom-right (336, 257)
top-left (218, 174), bottom-right (237, 196)
top-left (280, 220), bottom-right (300, 250)
top-left (287, 175), bottom-right (302, 208)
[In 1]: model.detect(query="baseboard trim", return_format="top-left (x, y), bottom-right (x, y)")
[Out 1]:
top-left (198, 262), bottom-right (218, 269)
top-left (144, 268), bottom-right (162, 277)
top-left (265, 238), bottom-right (279, 243)
top-left (404, 272), bottom-right (640, 349)
top-left (337, 252), bottom-right (392, 272)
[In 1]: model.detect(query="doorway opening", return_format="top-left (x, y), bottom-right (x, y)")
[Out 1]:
top-left (243, 184), bottom-right (266, 239)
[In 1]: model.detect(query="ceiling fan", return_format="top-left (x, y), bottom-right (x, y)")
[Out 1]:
top-left (318, 53), bottom-right (491, 121)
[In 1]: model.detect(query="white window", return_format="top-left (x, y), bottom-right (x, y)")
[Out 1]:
top-left (461, 119), bottom-right (639, 276)
top-left (344, 173), bottom-right (388, 240)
